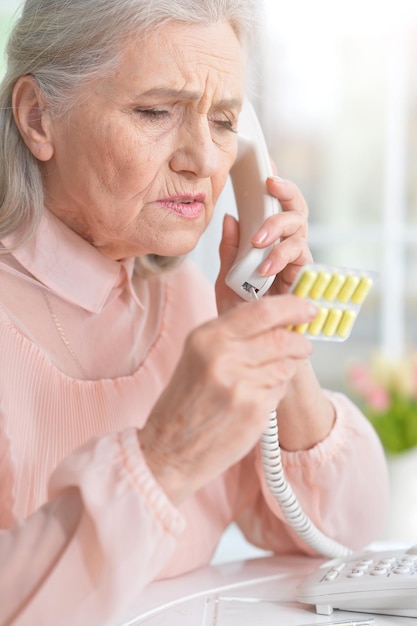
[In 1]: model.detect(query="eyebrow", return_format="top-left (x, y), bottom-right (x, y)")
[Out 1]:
top-left (136, 88), bottom-right (242, 109)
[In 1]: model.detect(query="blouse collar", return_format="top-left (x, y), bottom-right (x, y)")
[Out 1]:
top-left (2, 211), bottom-right (139, 313)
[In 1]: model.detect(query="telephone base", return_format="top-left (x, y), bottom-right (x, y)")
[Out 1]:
top-left (297, 546), bottom-right (417, 620)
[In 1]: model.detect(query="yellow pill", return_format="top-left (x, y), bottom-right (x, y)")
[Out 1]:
top-left (308, 307), bottom-right (328, 336)
top-left (351, 276), bottom-right (373, 305)
top-left (309, 272), bottom-right (331, 300)
top-left (323, 273), bottom-right (345, 301)
top-left (337, 309), bottom-right (357, 338)
top-left (293, 269), bottom-right (317, 298)
top-left (337, 275), bottom-right (360, 303)
top-left (294, 322), bottom-right (309, 334)
top-left (322, 308), bottom-right (343, 337)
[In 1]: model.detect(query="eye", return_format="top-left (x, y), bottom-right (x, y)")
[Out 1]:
top-left (209, 109), bottom-right (238, 134)
top-left (212, 118), bottom-right (238, 133)
top-left (135, 108), bottom-right (170, 120)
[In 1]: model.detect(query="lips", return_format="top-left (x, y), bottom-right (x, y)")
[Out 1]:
top-left (158, 194), bottom-right (206, 218)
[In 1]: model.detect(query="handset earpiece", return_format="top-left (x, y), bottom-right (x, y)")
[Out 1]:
top-left (225, 99), bottom-right (280, 300)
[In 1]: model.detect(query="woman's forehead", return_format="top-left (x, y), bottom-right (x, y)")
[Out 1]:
top-left (114, 21), bottom-right (245, 101)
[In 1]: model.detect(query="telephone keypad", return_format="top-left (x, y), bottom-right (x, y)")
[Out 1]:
top-left (320, 554), bottom-right (417, 584)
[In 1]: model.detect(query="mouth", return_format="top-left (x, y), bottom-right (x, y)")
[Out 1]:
top-left (157, 193), bottom-right (206, 218)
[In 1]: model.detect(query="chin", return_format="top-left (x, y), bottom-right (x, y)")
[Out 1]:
top-left (155, 232), bottom-right (203, 258)
top-left (101, 225), bottom-right (204, 260)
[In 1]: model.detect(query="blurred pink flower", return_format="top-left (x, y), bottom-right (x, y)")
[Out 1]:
top-left (348, 363), bottom-right (373, 394)
top-left (347, 351), bottom-right (417, 453)
top-left (365, 385), bottom-right (391, 412)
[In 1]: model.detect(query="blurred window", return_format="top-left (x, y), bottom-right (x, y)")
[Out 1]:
top-left (253, 0), bottom-right (417, 388)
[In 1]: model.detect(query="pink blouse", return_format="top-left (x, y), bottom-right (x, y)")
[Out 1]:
top-left (0, 211), bottom-right (389, 625)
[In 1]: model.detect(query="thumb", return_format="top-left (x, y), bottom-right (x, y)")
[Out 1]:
top-left (215, 213), bottom-right (243, 312)
top-left (217, 213), bottom-right (240, 280)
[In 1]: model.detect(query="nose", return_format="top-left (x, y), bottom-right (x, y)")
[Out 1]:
top-left (169, 114), bottom-right (219, 179)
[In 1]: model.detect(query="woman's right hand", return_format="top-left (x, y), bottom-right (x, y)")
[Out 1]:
top-left (138, 294), bottom-right (317, 505)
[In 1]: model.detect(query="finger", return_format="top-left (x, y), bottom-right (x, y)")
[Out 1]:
top-left (217, 213), bottom-right (239, 277)
top-left (239, 324), bottom-right (313, 366)
top-left (251, 177), bottom-right (309, 246)
top-left (248, 356), bottom-right (305, 391)
top-left (257, 236), bottom-right (313, 278)
top-left (266, 176), bottom-right (309, 217)
top-left (225, 358), bottom-right (305, 421)
top-left (251, 211), bottom-right (308, 248)
top-left (222, 293), bottom-right (317, 338)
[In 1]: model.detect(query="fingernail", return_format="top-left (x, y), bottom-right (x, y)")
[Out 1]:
top-left (268, 175), bottom-right (286, 183)
top-left (307, 303), bottom-right (319, 318)
top-left (252, 228), bottom-right (268, 244)
top-left (258, 259), bottom-right (272, 275)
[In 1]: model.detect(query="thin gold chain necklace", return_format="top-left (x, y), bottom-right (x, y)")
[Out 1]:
top-left (42, 290), bottom-right (89, 378)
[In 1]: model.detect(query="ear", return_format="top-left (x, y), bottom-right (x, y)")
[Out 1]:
top-left (12, 75), bottom-right (54, 161)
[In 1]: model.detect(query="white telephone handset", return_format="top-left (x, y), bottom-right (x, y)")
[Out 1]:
top-left (225, 99), bottom-right (280, 300)
top-left (224, 99), bottom-right (353, 560)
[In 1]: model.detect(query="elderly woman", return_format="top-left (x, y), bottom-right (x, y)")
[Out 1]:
top-left (0, 0), bottom-right (388, 624)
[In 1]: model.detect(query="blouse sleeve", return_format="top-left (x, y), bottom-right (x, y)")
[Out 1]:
top-left (235, 391), bottom-right (390, 555)
top-left (0, 428), bottom-right (184, 626)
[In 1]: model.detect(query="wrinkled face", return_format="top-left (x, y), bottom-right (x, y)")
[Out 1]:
top-left (42, 21), bottom-right (245, 260)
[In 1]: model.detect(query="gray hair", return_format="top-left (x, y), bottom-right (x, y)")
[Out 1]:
top-left (0, 0), bottom-right (261, 272)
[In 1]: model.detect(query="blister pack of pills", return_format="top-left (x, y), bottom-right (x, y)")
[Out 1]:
top-left (289, 263), bottom-right (377, 341)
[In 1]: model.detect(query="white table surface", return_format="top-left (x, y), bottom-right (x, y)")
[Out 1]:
top-left (120, 552), bottom-right (417, 626)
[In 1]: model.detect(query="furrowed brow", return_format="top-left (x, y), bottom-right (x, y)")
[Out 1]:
top-left (136, 88), bottom-right (200, 101)
top-left (136, 88), bottom-right (242, 110)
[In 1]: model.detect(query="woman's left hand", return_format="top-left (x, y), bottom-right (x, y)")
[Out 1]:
top-left (216, 176), bottom-right (313, 313)
top-left (216, 175), bottom-right (335, 451)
